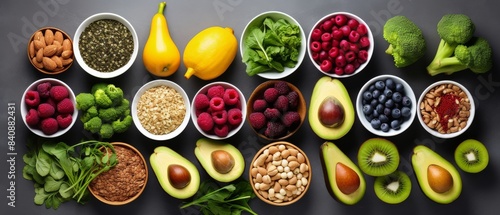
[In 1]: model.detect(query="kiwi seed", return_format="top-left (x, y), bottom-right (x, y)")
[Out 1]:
top-left (374, 170), bottom-right (411, 204)
top-left (454, 139), bottom-right (489, 173)
top-left (357, 138), bottom-right (400, 176)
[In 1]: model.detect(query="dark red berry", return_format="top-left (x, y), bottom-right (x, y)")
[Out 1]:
top-left (311, 28), bottom-right (323, 41)
top-left (334, 67), bottom-right (344, 76)
top-left (329, 47), bottom-right (339, 58)
top-left (320, 59), bottom-right (333, 72)
top-left (344, 64), bottom-right (355, 74)
top-left (312, 52), bottom-right (319, 61)
top-left (310, 41), bottom-right (322, 53)
top-left (345, 51), bottom-right (356, 63)
top-left (332, 29), bottom-right (343, 40)
top-left (348, 19), bottom-right (359, 29)
top-left (340, 40), bottom-right (350, 51)
top-left (334, 14), bottom-right (348, 26)
top-left (358, 50), bottom-right (369, 63)
top-left (340, 25), bottom-right (351, 37)
top-left (321, 41), bottom-right (331, 51)
top-left (357, 23), bottom-right (368, 36)
top-left (335, 55), bottom-right (347, 68)
top-left (349, 43), bottom-right (359, 53)
top-left (359, 36), bottom-right (371, 48)
top-left (321, 32), bottom-right (331, 42)
top-left (319, 50), bottom-right (329, 62)
top-left (322, 20), bottom-right (334, 32)
top-left (349, 30), bottom-right (360, 43)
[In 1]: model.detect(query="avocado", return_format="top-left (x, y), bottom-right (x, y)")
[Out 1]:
top-left (194, 138), bottom-right (245, 183)
top-left (320, 142), bottom-right (366, 205)
top-left (150, 146), bottom-right (200, 199)
top-left (412, 145), bottom-right (462, 204)
top-left (309, 77), bottom-right (355, 140)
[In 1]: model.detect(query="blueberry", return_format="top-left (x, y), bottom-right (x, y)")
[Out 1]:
top-left (363, 91), bottom-right (373, 101)
top-left (385, 99), bottom-right (394, 108)
top-left (385, 78), bottom-right (395, 90)
top-left (380, 123), bottom-right (390, 132)
top-left (378, 94), bottom-right (387, 104)
top-left (384, 108), bottom-right (392, 116)
top-left (376, 104), bottom-right (384, 114)
top-left (372, 109), bottom-right (380, 118)
top-left (368, 84), bottom-right (376, 91)
top-left (392, 108), bottom-right (402, 118)
top-left (379, 114), bottom-right (389, 123)
top-left (362, 104), bottom-right (373, 115)
top-left (384, 88), bottom-right (393, 97)
top-left (395, 83), bottom-right (404, 93)
top-left (375, 80), bottom-right (386, 90)
top-left (401, 106), bottom-right (411, 118)
top-left (370, 99), bottom-right (378, 107)
top-left (390, 120), bottom-right (401, 129)
top-left (402, 96), bottom-right (412, 107)
top-left (365, 114), bottom-right (374, 122)
top-left (392, 92), bottom-right (402, 103)
top-left (372, 89), bottom-right (381, 99)
top-left (370, 118), bottom-right (381, 129)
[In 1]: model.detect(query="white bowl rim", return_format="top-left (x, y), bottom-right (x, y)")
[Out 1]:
top-left (73, 12), bottom-right (139, 79)
top-left (239, 10), bottom-right (306, 80)
top-left (131, 80), bottom-right (191, 141)
top-left (307, 11), bottom-right (374, 78)
top-left (356, 74), bottom-right (416, 137)
top-left (191, 81), bottom-right (247, 140)
top-left (416, 80), bottom-right (475, 139)
top-left (21, 78), bottom-right (78, 138)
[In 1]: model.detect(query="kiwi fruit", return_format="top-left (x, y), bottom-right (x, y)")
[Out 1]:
top-left (357, 138), bottom-right (400, 176)
top-left (454, 139), bottom-right (489, 173)
top-left (374, 170), bottom-right (411, 204)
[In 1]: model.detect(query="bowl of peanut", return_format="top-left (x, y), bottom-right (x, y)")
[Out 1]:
top-left (417, 80), bottom-right (475, 139)
top-left (27, 27), bottom-right (74, 74)
top-left (249, 141), bottom-right (311, 206)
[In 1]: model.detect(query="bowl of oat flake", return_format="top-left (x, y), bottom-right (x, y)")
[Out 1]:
top-left (131, 80), bottom-right (191, 141)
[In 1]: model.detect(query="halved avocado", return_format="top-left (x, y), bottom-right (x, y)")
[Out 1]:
top-left (194, 138), bottom-right (245, 182)
top-left (150, 146), bottom-right (200, 199)
top-left (309, 77), bottom-right (355, 140)
top-left (320, 142), bottom-right (366, 205)
top-left (412, 145), bottom-right (462, 204)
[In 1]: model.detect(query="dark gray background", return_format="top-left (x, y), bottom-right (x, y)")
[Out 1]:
top-left (1, 0), bottom-right (499, 214)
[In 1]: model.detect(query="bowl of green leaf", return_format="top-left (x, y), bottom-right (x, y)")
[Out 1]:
top-left (240, 11), bottom-right (306, 79)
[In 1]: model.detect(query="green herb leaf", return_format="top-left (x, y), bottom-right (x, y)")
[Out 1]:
top-left (36, 151), bottom-right (52, 177)
top-left (49, 162), bottom-right (65, 180)
top-left (44, 176), bottom-right (63, 192)
top-left (34, 190), bottom-right (49, 205)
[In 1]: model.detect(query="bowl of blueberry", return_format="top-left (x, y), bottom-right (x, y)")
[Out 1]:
top-left (356, 75), bottom-right (416, 136)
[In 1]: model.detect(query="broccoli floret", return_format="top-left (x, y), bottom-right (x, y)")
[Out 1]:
top-left (99, 123), bottom-right (114, 139)
top-left (105, 84), bottom-right (124, 106)
top-left (427, 14), bottom-right (476, 74)
top-left (383, 15), bottom-right (426, 67)
top-left (84, 117), bottom-right (102, 134)
top-left (112, 115), bottom-right (132, 133)
top-left (427, 37), bottom-right (492, 75)
top-left (115, 99), bottom-right (130, 116)
top-left (75, 93), bottom-right (95, 111)
top-left (91, 83), bottom-right (109, 95)
top-left (94, 89), bottom-right (113, 108)
top-left (98, 107), bottom-right (120, 122)
top-left (80, 106), bottom-right (98, 123)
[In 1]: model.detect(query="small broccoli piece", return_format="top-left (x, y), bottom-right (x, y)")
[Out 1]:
top-left (112, 115), bottom-right (132, 133)
top-left (98, 107), bottom-right (120, 122)
top-left (80, 106), bottom-right (98, 123)
top-left (91, 83), bottom-right (109, 95)
top-left (383, 15), bottom-right (426, 68)
top-left (99, 123), bottom-right (114, 139)
top-left (105, 84), bottom-right (124, 106)
top-left (115, 99), bottom-right (130, 116)
top-left (427, 37), bottom-right (492, 75)
top-left (84, 116), bottom-right (102, 133)
top-left (94, 89), bottom-right (113, 108)
top-left (75, 93), bottom-right (95, 111)
top-left (427, 14), bottom-right (475, 74)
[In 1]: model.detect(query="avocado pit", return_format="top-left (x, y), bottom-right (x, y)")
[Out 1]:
top-left (168, 164), bottom-right (191, 189)
top-left (336, 162), bottom-right (360, 195)
top-left (427, 164), bottom-right (453, 193)
top-left (211, 150), bottom-right (235, 174)
top-left (318, 97), bottom-right (345, 127)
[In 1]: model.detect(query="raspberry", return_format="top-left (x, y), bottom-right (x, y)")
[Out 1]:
top-left (287, 91), bottom-right (299, 110)
top-left (249, 112), bottom-right (266, 130)
top-left (36, 82), bottom-right (52, 98)
top-left (197, 112), bottom-right (214, 132)
top-left (25, 91), bottom-right (40, 107)
top-left (209, 97), bottom-right (225, 111)
top-left (25, 109), bottom-right (39, 127)
top-left (194, 93), bottom-right (210, 110)
top-left (263, 88), bottom-right (279, 103)
top-left (273, 95), bottom-right (289, 113)
top-left (211, 110), bottom-right (227, 125)
top-left (37, 103), bottom-right (55, 118)
top-left (252, 99), bottom-right (268, 112)
top-left (282, 111), bottom-right (301, 128)
top-left (264, 108), bottom-right (281, 121)
top-left (46, 97), bottom-right (57, 109)
top-left (56, 114), bottom-right (73, 129)
top-left (264, 121), bottom-right (286, 138)
top-left (40, 118), bottom-right (59, 135)
top-left (227, 108), bottom-right (242, 126)
top-left (50, 86), bottom-right (69, 101)
top-left (214, 124), bottom-right (229, 137)
top-left (223, 89), bottom-right (239, 106)
top-left (274, 81), bottom-right (290, 95)
top-left (57, 98), bottom-right (74, 114)
top-left (207, 85), bottom-right (225, 99)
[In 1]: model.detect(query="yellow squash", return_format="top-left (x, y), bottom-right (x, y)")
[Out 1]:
top-left (183, 26), bottom-right (237, 80)
top-left (143, 2), bottom-right (180, 77)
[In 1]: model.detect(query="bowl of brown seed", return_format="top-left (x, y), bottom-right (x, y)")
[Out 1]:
top-left (73, 13), bottom-right (138, 79)
top-left (417, 80), bottom-right (475, 139)
top-left (27, 27), bottom-right (74, 74)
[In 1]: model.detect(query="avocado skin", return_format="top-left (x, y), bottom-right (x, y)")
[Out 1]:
top-left (194, 138), bottom-right (245, 183)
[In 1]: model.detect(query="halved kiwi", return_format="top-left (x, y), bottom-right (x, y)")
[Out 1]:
top-left (374, 170), bottom-right (411, 204)
top-left (357, 138), bottom-right (400, 176)
top-left (454, 139), bottom-right (489, 173)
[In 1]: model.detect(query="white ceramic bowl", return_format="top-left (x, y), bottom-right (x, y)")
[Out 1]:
top-left (308, 12), bottom-right (374, 78)
top-left (417, 80), bottom-right (475, 139)
top-left (131, 80), bottom-right (191, 141)
top-left (73, 13), bottom-right (138, 79)
top-left (191, 82), bottom-right (246, 140)
top-left (240, 11), bottom-right (306, 79)
top-left (21, 78), bottom-right (78, 138)
top-left (356, 75), bottom-right (416, 136)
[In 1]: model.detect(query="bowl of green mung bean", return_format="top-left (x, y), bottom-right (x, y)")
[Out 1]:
top-left (73, 13), bottom-right (138, 79)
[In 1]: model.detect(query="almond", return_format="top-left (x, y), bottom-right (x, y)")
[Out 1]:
top-left (51, 56), bottom-right (63, 68)
top-left (61, 58), bottom-right (73, 66)
top-left (36, 48), bottom-right (44, 63)
top-left (34, 40), bottom-right (45, 51)
top-left (61, 50), bottom-right (73, 59)
top-left (39, 36), bottom-right (46, 48)
top-left (53, 41), bottom-right (63, 56)
top-left (62, 39), bottom-right (72, 51)
top-left (44, 29), bottom-right (54, 45)
top-left (43, 45), bottom-right (57, 57)
top-left (34, 31), bottom-right (43, 41)
top-left (32, 57), bottom-right (44, 69)
top-left (29, 41), bottom-right (35, 58)
top-left (54, 31), bottom-right (64, 44)
top-left (42, 57), bottom-right (57, 71)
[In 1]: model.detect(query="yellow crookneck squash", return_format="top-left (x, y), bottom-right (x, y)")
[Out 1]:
top-left (183, 26), bottom-right (237, 80)
top-left (143, 2), bottom-right (180, 77)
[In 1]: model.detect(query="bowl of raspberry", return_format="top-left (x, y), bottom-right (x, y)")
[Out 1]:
top-left (246, 80), bottom-right (306, 141)
top-left (21, 78), bottom-right (78, 138)
top-left (191, 82), bottom-right (246, 140)
top-left (308, 12), bottom-right (374, 78)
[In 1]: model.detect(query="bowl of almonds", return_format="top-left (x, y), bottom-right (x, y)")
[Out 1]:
top-left (417, 80), bottom-right (475, 139)
top-left (27, 27), bottom-right (74, 74)
top-left (249, 141), bottom-right (311, 206)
